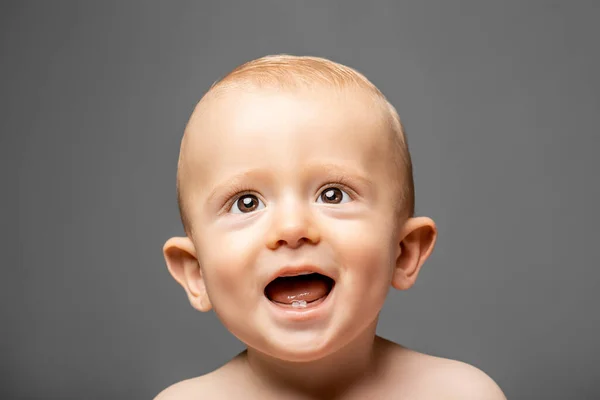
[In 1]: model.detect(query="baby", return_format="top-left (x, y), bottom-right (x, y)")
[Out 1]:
top-left (156, 55), bottom-right (506, 399)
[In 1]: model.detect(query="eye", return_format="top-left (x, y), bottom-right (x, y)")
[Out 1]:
top-left (317, 187), bottom-right (351, 205)
top-left (229, 194), bottom-right (265, 214)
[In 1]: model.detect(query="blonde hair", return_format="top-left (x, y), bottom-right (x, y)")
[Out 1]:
top-left (177, 55), bottom-right (414, 237)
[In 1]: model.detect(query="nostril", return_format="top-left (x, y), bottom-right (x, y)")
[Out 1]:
top-left (275, 236), bottom-right (313, 249)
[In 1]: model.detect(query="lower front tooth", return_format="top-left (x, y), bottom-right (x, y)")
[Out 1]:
top-left (291, 300), bottom-right (307, 308)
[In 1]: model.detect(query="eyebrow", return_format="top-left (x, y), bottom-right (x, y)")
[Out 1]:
top-left (205, 168), bottom-right (270, 206)
top-left (205, 163), bottom-right (373, 205)
top-left (313, 163), bottom-right (373, 191)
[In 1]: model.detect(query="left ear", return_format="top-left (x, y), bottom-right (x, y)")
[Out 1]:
top-left (392, 217), bottom-right (437, 290)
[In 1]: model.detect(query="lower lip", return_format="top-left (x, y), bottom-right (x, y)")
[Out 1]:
top-left (264, 285), bottom-right (335, 322)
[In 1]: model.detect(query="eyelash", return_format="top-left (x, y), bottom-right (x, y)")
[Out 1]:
top-left (221, 179), bottom-right (357, 212)
top-left (220, 184), bottom-right (257, 212)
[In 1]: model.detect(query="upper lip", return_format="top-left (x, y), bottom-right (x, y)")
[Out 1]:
top-left (263, 265), bottom-right (335, 289)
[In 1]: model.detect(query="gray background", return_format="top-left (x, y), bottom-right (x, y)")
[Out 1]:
top-left (2, 1), bottom-right (598, 399)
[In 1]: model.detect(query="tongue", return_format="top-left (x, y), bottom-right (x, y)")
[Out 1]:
top-left (265, 274), bottom-right (330, 304)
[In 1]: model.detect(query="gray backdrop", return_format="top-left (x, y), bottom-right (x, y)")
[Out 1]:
top-left (2, 1), bottom-right (599, 399)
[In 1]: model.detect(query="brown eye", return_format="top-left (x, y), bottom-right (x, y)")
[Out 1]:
top-left (320, 188), bottom-right (345, 204)
top-left (231, 194), bottom-right (264, 214)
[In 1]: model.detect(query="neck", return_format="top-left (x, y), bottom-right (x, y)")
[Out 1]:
top-left (241, 321), bottom-right (387, 399)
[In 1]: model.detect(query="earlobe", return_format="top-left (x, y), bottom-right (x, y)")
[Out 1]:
top-left (163, 237), bottom-right (213, 312)
top-left (392, 217), bottom-right (437, 290)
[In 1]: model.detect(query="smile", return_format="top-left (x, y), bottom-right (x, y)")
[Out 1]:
top-left (263, 268), bottom-right (336, 319)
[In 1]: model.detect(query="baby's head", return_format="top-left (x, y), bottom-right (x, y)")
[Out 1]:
top-left (164, 55), bottom-right (436, 362)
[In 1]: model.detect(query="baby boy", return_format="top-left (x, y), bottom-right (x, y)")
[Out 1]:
top-left (156, 55), bottom-right (506, 399)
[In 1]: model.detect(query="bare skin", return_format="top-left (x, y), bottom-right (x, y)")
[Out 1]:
top-left (155, 336), bottom-right (505, 400)
top-left (157, 86), bottom-right (506, 400)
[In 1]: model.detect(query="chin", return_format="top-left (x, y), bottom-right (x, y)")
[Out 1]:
top-left (266, 344), bottom-right (334, 363)
top-left (259, 329), bottom-right (344, 363)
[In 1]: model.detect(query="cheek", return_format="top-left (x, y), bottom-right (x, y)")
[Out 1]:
top-left (196, 227), bottom-right (262, 304)
top-left (330, 218), bottom-right (396, 293)
top-left (195, 227), bottom-right (269, 346)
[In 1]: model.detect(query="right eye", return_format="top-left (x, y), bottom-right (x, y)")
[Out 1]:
top-left (229, 194), bottom-right (265, 214)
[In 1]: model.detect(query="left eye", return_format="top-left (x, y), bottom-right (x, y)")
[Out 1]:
top-left (316, 187), bottom-right (351, 204)
top-left (230, 194), bottom-right (265, 214)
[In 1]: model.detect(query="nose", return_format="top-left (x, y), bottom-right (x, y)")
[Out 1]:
top-left (266, 197), bottom-right (320, 250)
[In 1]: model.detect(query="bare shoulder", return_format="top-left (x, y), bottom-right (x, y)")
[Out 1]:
top-left (153, 355), bottom-right (247, 400)
top-left (153, 374), bottom-right (216, 400)
top-left (426, 356), bottom-right (507, 400)
top-left (378, 339), bottom-right (506, 399)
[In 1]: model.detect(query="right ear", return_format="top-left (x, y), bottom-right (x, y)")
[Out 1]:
top-left (162, 237), bottom-right (212, 312)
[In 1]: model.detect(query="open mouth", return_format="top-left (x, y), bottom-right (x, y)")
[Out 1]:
top-left (264, 272), bottom-right (335, 309)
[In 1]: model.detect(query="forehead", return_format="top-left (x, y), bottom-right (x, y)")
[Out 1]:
top-left (182, 87), bottom-right (395, 189)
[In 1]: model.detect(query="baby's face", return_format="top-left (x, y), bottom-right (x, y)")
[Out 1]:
top-left (182, 87), bottom-right (403, 361)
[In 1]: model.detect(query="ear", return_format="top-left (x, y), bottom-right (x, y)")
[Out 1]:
top-left (162, 236), bottom-right (212, 312)
top-left (392, 217), bottom-right (437, 290)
